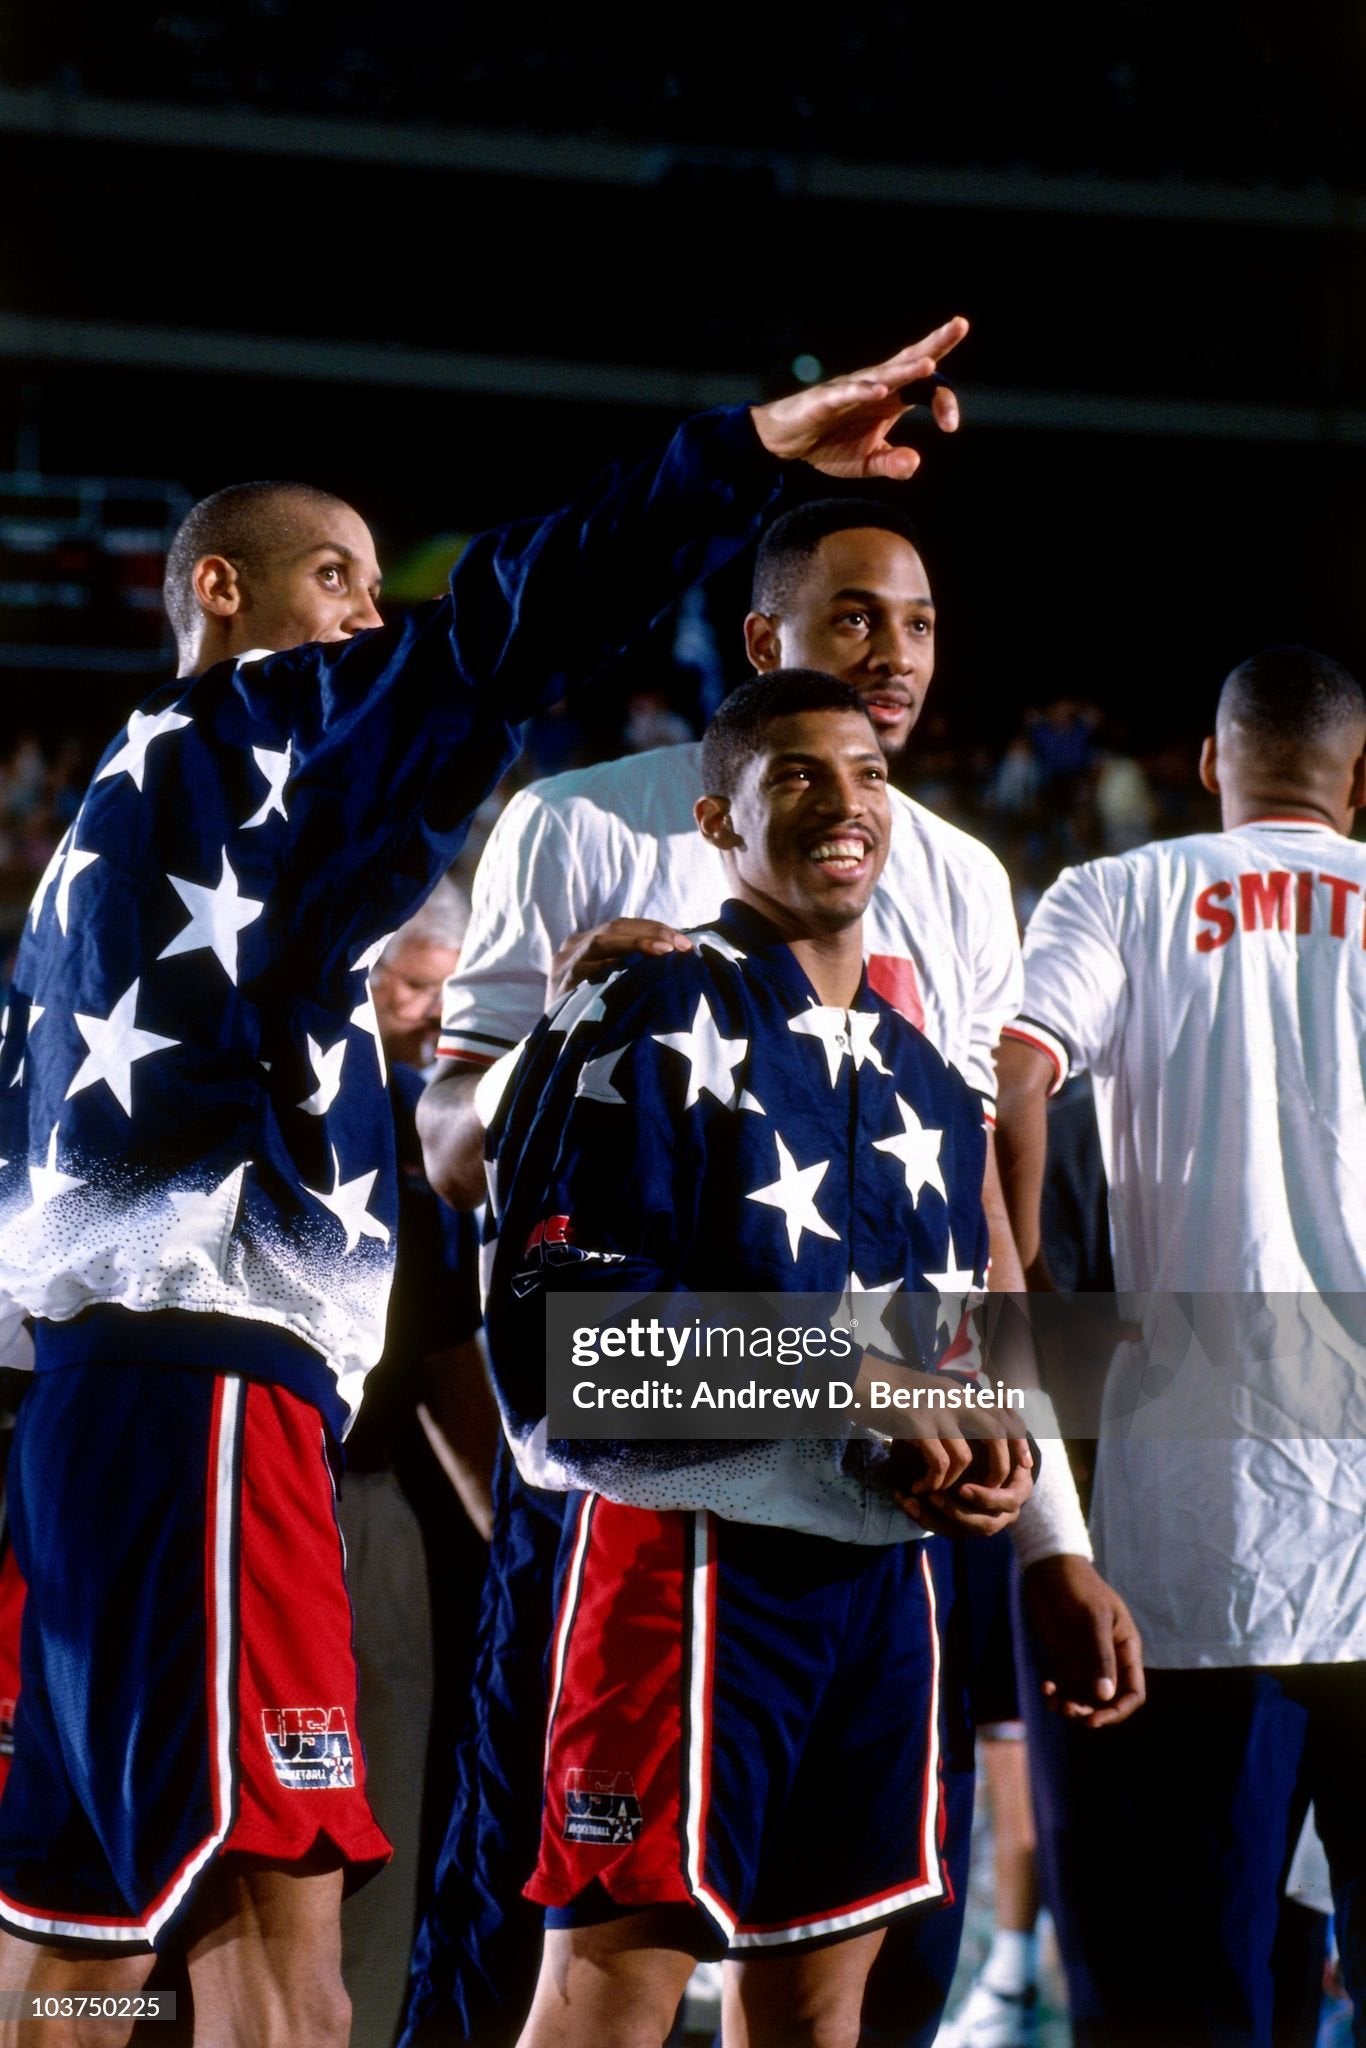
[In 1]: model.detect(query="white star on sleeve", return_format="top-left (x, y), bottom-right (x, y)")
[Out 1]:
top-left (95, 702), bottom-right (192, 792)
top-left (351, 933), bottom-right (393, 977)
top-left (158, 849), bottom-right (265, 985)
top-left (306, 1146), bottom-right (390, 1254)
top-left (872, 1094), bottom-right (947, 1205)
top-left (300, 1035), bottom-right (347, 1116)
top-left (28, 829), bottom-right (70, 931)
top-left (29, 1125), bottom-right (87, 1206)
top-left (53, 837), bottom-right (99, 936)
top-left (66, 978), bottom-right (180, 1116)
top-left (241, 741), bottom-right (292, 829)
top-left (746, 1134), bottom-right (840, 1260)
top-left (653, 996), bottom-right (748, 1110)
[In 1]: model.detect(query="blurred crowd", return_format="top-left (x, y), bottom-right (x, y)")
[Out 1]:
top-left (0, 689), bottom-right (1216, 992)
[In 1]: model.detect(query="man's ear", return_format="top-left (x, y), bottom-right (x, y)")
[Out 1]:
top-left (1349, 751), bottom-right (1366, 815)
top-left (1197, 734), bottom-right (1220, 796)
top-left (743, 610), bottom-right (782, 673)
top-left (696, 793), bottom-right (742, 850)
top-left (191, 553), bottom-right (244, 618)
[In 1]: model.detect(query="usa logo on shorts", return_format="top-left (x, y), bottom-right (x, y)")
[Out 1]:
top-left (261, 1706), bottom-right (356, 1789)
top-left (563, 1768), bottom-right (643, 1845)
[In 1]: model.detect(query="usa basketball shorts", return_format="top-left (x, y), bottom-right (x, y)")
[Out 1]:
top-left (530, 1498), bottom-right (950, 1950)
top-left (0, 1362), bottom-right (390, 1950)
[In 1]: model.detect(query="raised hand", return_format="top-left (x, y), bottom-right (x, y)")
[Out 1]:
top-left (751, 318), bottom-right (970, 479)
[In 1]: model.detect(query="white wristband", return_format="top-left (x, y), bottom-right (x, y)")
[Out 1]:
top-left (1010, 1391), bottom-right (1093, 1568)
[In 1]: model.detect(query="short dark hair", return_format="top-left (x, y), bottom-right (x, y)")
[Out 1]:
top-left (751, 497), bottom-right (927, 616)
top-left (162, 480), bottom-right (348, 656)
top-left (701, 669), bottom-right (875, 799)
top-left (1218, 645), bottom-right (1366, 755)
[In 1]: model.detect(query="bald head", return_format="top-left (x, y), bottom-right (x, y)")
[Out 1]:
top-left (163, 482), bottom-right (382, 673)
top-left (1204, 645), bottom-right (1366, 831)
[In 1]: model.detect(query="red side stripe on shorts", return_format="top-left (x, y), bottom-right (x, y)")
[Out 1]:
top-left (0, 1380), bottom-right (243, 1945)
top-left (729, 1546), bottom-right (945, 1948)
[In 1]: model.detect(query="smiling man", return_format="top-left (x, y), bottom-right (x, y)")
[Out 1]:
top-left (476, 671), bottom-right (1034, 2048)
top-left (0, 333), bottom-right (966, 2048)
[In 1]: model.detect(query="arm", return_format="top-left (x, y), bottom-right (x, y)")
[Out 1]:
top-left (417, 1332), bottom-right (501, 1542)
top-left (994, 1037), bottom-right (1056, 1287)
top-left (417, 1066), bottom-right (488, 1212)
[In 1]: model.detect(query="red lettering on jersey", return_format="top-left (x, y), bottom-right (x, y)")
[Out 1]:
top-left (866, 953), bottom-right (925, 1030)
top-left (1295, 872), bottom-right (1314, 933)
top-left (1194, 881), bottom-right (1236, 952)
top-left (1239, 871), bottom-right (1292, 931)
top-left (523, 1214), bottom-right (574, 1255)
top-left (1320, 872), bottom-right (1360, 940)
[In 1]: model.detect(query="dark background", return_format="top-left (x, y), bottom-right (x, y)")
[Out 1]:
top-left (2, 1), bottom-right (1366, 763)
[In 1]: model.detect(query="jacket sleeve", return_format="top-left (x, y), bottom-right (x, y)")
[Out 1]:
top-left (237, 407), bottom-right (782, 980)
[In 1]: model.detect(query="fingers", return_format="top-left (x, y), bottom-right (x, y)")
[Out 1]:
top-left (877, 316), bottom-right (970, 371)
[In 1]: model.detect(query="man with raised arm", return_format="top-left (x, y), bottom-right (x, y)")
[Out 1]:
top-left (0, 330), bottom-right (965, 2048)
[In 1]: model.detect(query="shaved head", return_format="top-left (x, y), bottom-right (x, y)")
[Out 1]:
top-left (163, 481), bottom-right (353, 661)
top-left (1217, 646), bottom-right (1366, 772)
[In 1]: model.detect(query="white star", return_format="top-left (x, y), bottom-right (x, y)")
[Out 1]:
top-left (29, 1125), bottom-right (86, 1206)
top-left (167, 1171), bottom-right (242, 1238)
top-left (53, 837), bottom-right (99, 936)
top-left (241, 740), bottom-right (292, 829)
top-left (739, 1088), bottom-right (766, 1114)
top-left (653, 996), bottom-right (748, 1110)
top-left (66, 978), bottom-right (179, 1116)
top-left (746, 1134), bottom-right (840, 1261)
top-left (837, 1269), bottom-right (903, 1339)
top-left (872, 1094), bottom-right (947, 1206)
top-left (788, 1007), bottom-right (855, 1087)
top-left (27, 1005), bottom-right (43, 1032)
top-left (694, 932), bottom-right (747, 967)
top-left (351, 933), bottom-right (393, 977)
top-left (848, 1011), bottom-right (892, 1076)
top-left (300, 1035), bottom-right (347, 1116)
top-left (575, 1048), bottom-right (627, 1105)
top-left (28, 830), bottom-right (70, 930)
top-left (306, 1145), bottom-right (390, 1254)
top-left (348, 994), bottom-right (387, 1079)
top-left (95, 702), bottom-right (192, 792)
top-left (546, 974), bottom-right (620, 1039)
top-left (921, 1266), bottom-right (985, 1343)
top-left (158, 849), bottom-right (264, 985)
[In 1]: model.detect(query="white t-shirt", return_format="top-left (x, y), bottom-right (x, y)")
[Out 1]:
top-left (439, 742), bottom-right (1021, 1115)
top-left (1008, 819), bottom-right (1366, 1666)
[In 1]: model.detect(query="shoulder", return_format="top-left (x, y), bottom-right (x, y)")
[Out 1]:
top-left (519, 744), bottom-right (705, 835)
top-left (886, 790), bottom-right (1015, 906)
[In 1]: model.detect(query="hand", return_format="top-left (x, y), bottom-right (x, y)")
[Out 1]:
top-left (546, 918), bottom-right (694, 1007)
top-left (751, 318), bottom-right (969, 479)
top-left (883, 1433), bottom-right (1034, 1537)
top-left (1021, 1553), bottom-right (1146, 1728)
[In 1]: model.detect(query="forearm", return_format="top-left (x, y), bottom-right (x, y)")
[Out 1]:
top-left (417, 1333), bottom-right (501, 1542)
top-left (993, 1041), bottom-right (1055, 1285)
top-left (982, 1130), bottom-right (1026, 1293)
top-left (417, 1065), bottom-right (490, 1210)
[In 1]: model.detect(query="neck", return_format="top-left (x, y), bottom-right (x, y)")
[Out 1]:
top-left (788, 927), bottom-right (865, 1006)
top-left (1221, 787), bottom-right (1345, 834)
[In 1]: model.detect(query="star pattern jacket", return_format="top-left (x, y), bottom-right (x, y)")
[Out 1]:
top-left (0, 409), bottom-right (781, 1435)
top-left (482, 899), bottom-right (990, 1544)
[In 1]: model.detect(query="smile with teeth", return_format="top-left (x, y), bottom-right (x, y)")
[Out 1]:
top-left (808, 838), bottom-right (871, 871)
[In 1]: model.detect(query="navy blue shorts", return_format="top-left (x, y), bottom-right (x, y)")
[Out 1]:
top-left (0, 1362), bottom-right (390, 1951)
top-left (531, 1499), bottom-right (951, 1950)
